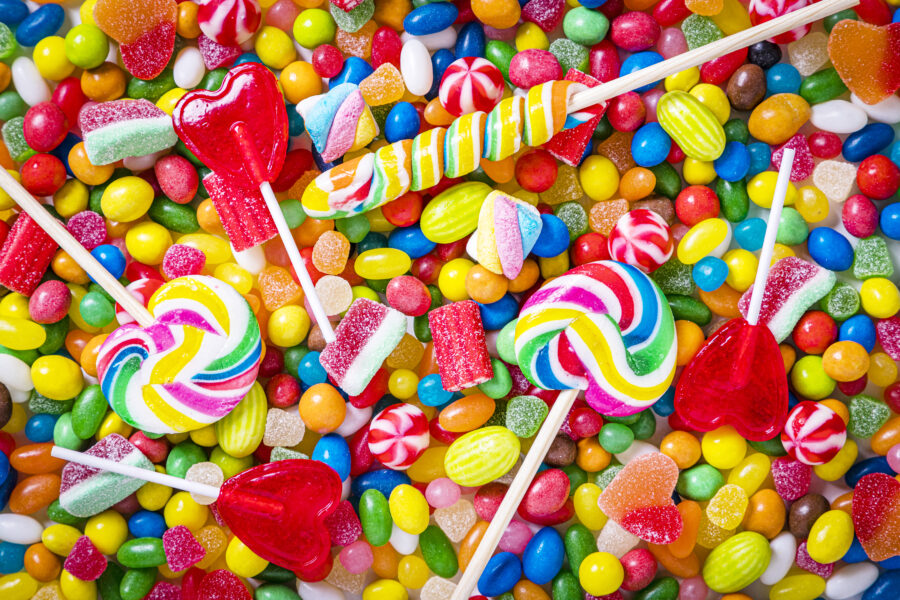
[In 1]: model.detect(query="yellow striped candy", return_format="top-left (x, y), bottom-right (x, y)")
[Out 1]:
top-left (657, 91), bottom-right (726, 162)
top-left (420, 182), bottom-right (491, 244)
top-left (444, 426), bottom-right (520, 487)
top-left (702, 531), bottom-right (771, 593)
top-left (215, 382), bottom-right (266, 458)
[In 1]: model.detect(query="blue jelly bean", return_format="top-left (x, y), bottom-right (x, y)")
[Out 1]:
top-left (385, 102), bottom-right (420, 143)
top-left (619, 52), bottom-right (664, 93)
top-left (842, 536), bottom-right (868, 563)
top-left (523, 527), bottom-right (564, 585)
top-left (313, 433), bottom-right (351, 481)
top-left (233, 53), bottom-right (263, 66)
top-left (733, 218), bottom-right (766, 251)
top-left (839, 314), bottom-right (876, 352)
top-left (843, 123), bottom-right (895, 163)
top-left (478, 552), bottom-right (522, 597)
top-left (845, 456), bottom-right (892, 488)
top-left (532, 214), bottom-right (570, 257)
top-left (807, 227), bottom-right (853, 271)
top-left (350, 469), bottom-right (411, 508)
top-left (0, 542), bottom-right (26, 573)
top-left (89, 244), bottom-right (126, 281)
top-left (746, 142), bottom-right (772, 177)
top-left (878, 554), bottom-right (900, 570)
top-left (428, 49), bottom-right (456, 99)
top-left (455, 22), bottom-right (485, 58)
top-left (14, 3), bottom-right (64, 47)
top-left (787, 390), bottom-right (799, 410)
top-left (652, 387), bottom-right (675, 416)
top-left (331, 56), bottom-right (374, 87)
top-left (880, 202), bottom-right (900, 240)
top-left (0, 470), bottom-right (16, 511)
top-left (25, 413), bottom-right (57, 443)
top-left (692, 256), bottom-right (729, 292)
top-left (287, 104), bottom-right (304, 137)
top-left (631, 123), bottom-right (671, 168)
top-left (50, 133), bottom-right (81, 178)
top-left (577, 0), bottom-right (608, 6)
top-left (389, 225), bottom-right (436, 258)
top-left (404, 2), bottom-right (458, 35)
top-left (477, 294), bottom-right (518, 331)
top-left (0, 452), bottom-right (7, 487)
top-left (766, 63), bottom-right (801, 95)
top-left (297, 351), bottom-right (328, 386)
top-left (417, 373), bottom-right (453, 407)
top-left (0, 0), bottom-right (29, 26)
top-left (129, 510), bottom-right (167, 538)
top-left (713, 142), bottom-right (751, 181)
top-left (865, 570), bottom-right (900, 600)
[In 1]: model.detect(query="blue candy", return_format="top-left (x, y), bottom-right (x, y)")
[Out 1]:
top-left (523, 527), bottom-right (564, 585)
top-left (865, 570), bottom-right (900, 600)
top-left (0, 0), bottom-right (29, 26)
top-left (807, 227), bottom-right (853, 271)
top-left (532, 214), bottom-right (570, 257)
top-left (312, 433), bottom-right (351, 481)
top-left (385, 102), bottom-right (420, 143)
top-left (129, 510), bottom-right (168, 538)
top-left (331, 56), bottom-right (374, 87)
top-left (631, 123), bottom-right (671, 168)
top-left (297, 351), bottom-right (328, 386)
top-left (881, 201), bottom-right (900, 240)
top-left (90, 244), bottom-right (127, 281)
top-left (692, 256), bottom-right (729, 292)
top-left (234, 53), bottom-right (263, 66)
top-left (619, 52), bottom-right (664, 93)
top-left (845, 456), bottom-right (892, 488)
top-left (842, 536), bottom-right (868, 563)
top-left (652, 386), bottom-right (676, 416)
top-left (733, 217), bottom-right (766, 251)
top-left (428, 49), bottom-right (457, 99)
top-left (350, 469), bottom-right (411, 508)
top-left (50, 133), bottom-right (81, 178)
top-left (478, 294), bottom-right (519, 331)
top-left (746, 142), bottom-right (772, 178)
top-left (417, 373), bottom-right (454, 407)
top-left (0, 470), bottom-right (16, 511)
top-left (713, 141), bottom-right (751, 181)
top-left (0, 452), bottom-right (7, 487)
top-left (843, 123), bottom-right (895, 163)
top-left (287, 103), bottom-right (304, 137)
top-left (455, 22), bottom-right (485, 58)
top-left (0, 542), bottom-right (26, 573)
top-left (25, 413), bottom-right (57, 443)
top-left (404, 2), bottom-right (458, 36)
top-left (766, 63), bottom-right (801, 95)
top-left (478, 552), bottom-right (522, 597)
top-left (840, 314), bottom-right (876, 352)
top-left (389, 225), bottom-right (436, 258)
top-left (14, 3), bottom-right (64, 47)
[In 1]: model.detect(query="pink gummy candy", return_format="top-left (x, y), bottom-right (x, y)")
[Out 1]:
top-left (163, 525), bottom-right (206, 572)
top-left (876, 316), bottom-right (900, 360)
top-left (145, 582), bottom-right (182, 600)
top-left (162, 244), bottom-right (206, 280)
top-left (796, 540), bottom-right (833, 577)
top-left (428, 300), bottom-right (494, 392)
top-left (771, 133), bottom-right (814, 181)
top-left (324, 500), bottom-right (363, 546)
top-left (771, 456), bottom-right (812, 501)
top-left (198, 35), bottom-right (241, 70)
top-left (63, 536), bottom-right (108, 581)
top-left (66, 211), bottom-right (107, 251)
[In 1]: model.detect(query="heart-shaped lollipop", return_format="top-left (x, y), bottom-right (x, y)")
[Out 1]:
top-left (217, 459), bottom-right (343, 581)
top-left (173, 62), bottom-right (288, 186)
top-left (852, 473), bottom-right (900, 562)
top-left (97, 276), bottom-right (262, 435)
top-left (93, 0), bottom-right (177, 80)
top-left (828, 20), bottom-right (900, 105)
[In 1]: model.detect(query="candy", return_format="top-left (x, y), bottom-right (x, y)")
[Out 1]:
top-left (467, 191), bottom-right (543, 280)
top-left (197, 0), bottom-right (261, 46)
top-left (515, 261), bottom-right (677, 416)
top-left (828, 21), bottom-right (900, 106)
top-left (607, 209), bottom-right (674, 274)
top-left (428, 301), bottom-right (493, 392)
top-left (438, 57), bottom-right (505, 117)
top-left (657, 91), bottom-right (726, 162)
top-left (368, 403), bottom-right (430, 470)
top-left (852, 473), bottom-right (900, 562)
top-left (781, 401), bottom-right (846, 466)
top-left (301, 83), bottom-right (378, 163)
top-left (444, 426), bottom-right (520, 487)
top-left (0, 213), bottom-right (58, 296)
top-left (93, 0), bottom-right (177, 80)
top-left (203, 172), bottom-right (278, 252)
top-left (78, 99), bottom-right (177, 166)
top-left (702, 531), bottom-right (771, 593)
top-left (97, 276), bottom-right (262, 434)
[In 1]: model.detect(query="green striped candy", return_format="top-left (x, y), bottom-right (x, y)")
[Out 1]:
top-left (657, 91), bottom-right (726, 162)
top-left (703, 531), bottom-right (771, 593)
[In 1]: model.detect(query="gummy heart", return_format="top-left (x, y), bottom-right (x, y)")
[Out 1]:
top-left (93, 0), bottom-right (176, 80)
top-left (852, 473), bottom-right (900, 562)
top-left (173, 63), bottom-right (288, 186)
top-left (597, 453), bottom-right (682, 543)
top-left (828, 20), bottom-right (900, 105)
top-left (216, 459), bottom-right (342, 581)
top-left (674, 317), bottom-right (788, 441)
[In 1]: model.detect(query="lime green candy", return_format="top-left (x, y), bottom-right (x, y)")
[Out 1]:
top-left (657, 91), bottom-right (726, 162)
top-left (444, 426), bottom-right (520, 487)
top-left (293, 9), bottom-right (336, 48)
top-left (65, 24), bottom-right (109, 70)
top-left (420, 182), bottom-right (491, 244)
top-left (703, 531), bottom-right (771, 593)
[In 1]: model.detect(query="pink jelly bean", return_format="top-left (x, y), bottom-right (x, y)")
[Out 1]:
top-left (339, 540), bottom-right (374, 574)
top-left (607, 92), bottom-right (646, 132)
top-left (843, 194), bottom-right (878, 238)
top-left (620, 548), bottom-right (657, 591)
top-left (678, 576), bottom-right (709, 600)
top-left (372, 27), bottom-right (402, 69)
top-left (154, 155), bottom-right (199, 204)
top-left (28, 279), bottom-right (71, 324)
top-left (265, 0), bottom-right (300, 31)
top-left (610, 12), bottom-right (660, 52)
top-left (658, 28), bottom-right (688, 59)
top-left (887, 443), bottom-right (900, 473)
top-left (498, 519), bottom-right (533, 553)
top-left (590, 40), bottom-right (621, 83)
top-left (474, 482), bottom-right (507, 521)
top-left (509, 49), bottom-right (562, 88)
top-left (522, 468), bottom-right (569, 517)
top-left (425, 477), bottom-right (461, 508)
top-left (642, 89), bottom-right (664, 123)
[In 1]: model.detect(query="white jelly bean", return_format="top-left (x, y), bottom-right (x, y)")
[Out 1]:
top-left (233, 244), bottom-right (267, 274)
top-left (298, 579), bottom-right (345, 600)
top-left (334, 404), bottom-right (372, 438)
top-left (825, 563), bottom-right (879, 600)
top-left (11, 57), bottom-right (51, 106)
top-left (400, 39), bottom-right (433, 96)
top-left (389, 523), bottom-right (419, 555)
top-left (173, 47), bottom-right (206, 89)
top-left (0, 514), bottom-right (44, 544)
top-left (852, 93), bottom-right (900, 124)
top-left (0, 353), bottom-right (34, 392)
top-left (760, 531), bottom-right (795, 585)
top-left (809, 99), bottom-right (867, 134)
top-left (401, 27), bottom-right (458, 51)
top-left (615, 440), bottom-right (658, 464)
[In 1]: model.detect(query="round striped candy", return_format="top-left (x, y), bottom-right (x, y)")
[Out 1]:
top-left (781, 401), bottom-right (847, 466)
top-left (116, 278), bottom-right (164, 325)
top-left (439, 57), bottom-right (505, 117)
top-left (367, 403), bottom-right (430, 469)
top-left (607, 209), bottom-right (674, 274)
top-left (197, 0), bottom-right (262, 46)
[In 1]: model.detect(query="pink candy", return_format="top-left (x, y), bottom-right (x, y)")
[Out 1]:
top-left (64, 536), bottom-right (107, 581)
top-left (162, 244), bottom-right (207, 280)
top-left (163, 525), bottom-right (206, 572)
top-left (197, 0), bottom-right (261, 46)
top-left (439, 57), bottom-right (505, 117)
top-left (509, 49), bottom-right (563, 89)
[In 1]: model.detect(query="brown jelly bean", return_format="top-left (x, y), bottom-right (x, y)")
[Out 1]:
top-left (789, 493), bottom-right (830, 538)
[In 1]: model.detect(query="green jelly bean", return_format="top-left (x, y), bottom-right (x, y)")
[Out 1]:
top-left (72, 385), bottom-right (108, 440)
top-left (279, 199), bottom-right (306, 230)
top-left (255, 564), bottom-right (298, 584)
top-left (775, 207), bottom-right (808, 245)
top-left (196, 166), bottom-right (212, 199)
top-left (127, 69), bottom-right (177, 101)
top-left (255, 583), bottom-right (301, 600)
top-left (820, 282), bottom-right (859, 321)
top-left (603, 412), bottom-right (641, 425)
top-left (677, 464), bottom-right (724, 501)
top-left (468, 166), bottom-right (495, 187)
top-left (629, 409), bottom-right (657, 440)
top-left (496, 319), bottom-right (517, 365)
top-left (824, 8), bottom-right (856, 31)
top-left (29, 390), bottom-right (74, 415)
top-left (335, 213), bottom-right (369, 243)
top-left (564, 524), bottom-right (596, 573)
top-left (652, 258), bottom-right (695, 295)
top-left (53, 413), bottom-right (84, 450)
top-left (38, 318), bottom-right (68, 355)
top-left (427, 285), bottom-right (442, 309)
top-left (563, 6), bottom-right (609, 45)
top-left (649, 162), bottom-right (681, 200)
top-left (166, 441), bottom-right (207, 478)
top-left (666, 294), bottom-right (712, 326)
top-left (562, 464), bottom-right (586, 495)
top-left (89, 183), bottom-right (107, 215)
top-left (479, 358), bottom-right (512, 399)
top-left (593, 115), bottom-right (613, 142)
top-left (484, 399), bottom-right (508, 428)
top-left (485, 40), bottom-right (516, 83)
top-left (88, 282), bottom-right (116, 305)
top-left (0, 345), bottom-right (38, 366)
top-left (847, 394), bottom-right (890, 438)
top-left (117, 538), bottom-right (167, 568)
top-left (419, 525), bottom-right (458, 578)
top-left (0, 91), bottom-right (27, 121)
top-left (365, 278), bottom-right (389, 294)
top-left (723, 118), bottom-right (749, 144)
top-left (599, 423), bottom-right (634, 453)
top-left (748, 436), bottom-right (787, 456)
top-left (717, 178), bottom-right (749, 223)
top-left (555, 202), bottom-right (589, 241)
top-left (200, 68), bottom-right (229, 91)
top-left (635, 576), bottom-right (680, 600)
top-left (47, 500), bottom-right (87, 528)
top-left (359, 489), bottom-right (392, 547)
top-left (119, 567), bottom-right (156, 600)
top-left (176, 139), bottom-right (206, 168)
top-left (98, 562), bottom-right (125, 600)
top-left (413, 314), bottom-right (432, 342)
top-left (552, 570), bottom-right (581, 600)
top-left (80, 291), bottom-right (115, 328)
top-left (283, 346), bottom-right (309, 380)
top-left (799, 68), bottom-right (848, 104)
top-left (505, 395), bottom-right (547, 438)
top-left (149, 197), bottom-right (200, 234)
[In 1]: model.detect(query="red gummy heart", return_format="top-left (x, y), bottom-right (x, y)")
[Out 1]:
top-left (216, 459), bottom-right (342, 581)
top-left (674, 318), bottom-right (788, 441)
top-left (852, 473), bottom-right (900, 562)
top-left (828, 20), bottom-right (900, 105)
top-left (173, 63), bottom-right (288, 186)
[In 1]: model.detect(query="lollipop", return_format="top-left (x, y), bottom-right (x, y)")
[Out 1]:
top-left (197, 0), bottom-right (262, 46)
top-left (781, 401), bottom-right (847, 466)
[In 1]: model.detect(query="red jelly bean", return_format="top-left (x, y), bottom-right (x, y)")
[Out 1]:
top-left (474, 482), bottom-right (508, 521)
top-left (571, 232), bottom-right (610, 265)
top-left (522, 469), bottom-right (569, 517)
top-left (808, 131), bottom-right (842, 159)
top-left (28, 280), bottom-right (71, 324)
top-left (675, 185), bottom-right (719, 226)
top-left (620, 548), bottom-right (658, 591)
top-left (589, 40), bottom-right (621, 83)
top-left (265, 373), bottom-right (302, 409)
top-left (700, 48), bottom-right (747, 85)
top-left (842, 194), bottom-right (878, 238)
top-left (312, 43), bottom-right (345, 77)
top-left (349, 368), bottom-right (388, 409)
top-left (607, 91), bottom-right (646, 132)
top-left (371, 28), bottom-right (401, 69)
top-left (654, 0), bottom-right (692, 26)
top-left (50, 77), bottom-right (88, 130)
top-left (349, 426), bottom-right (375, 477)
top-left (259, 344), bottom-right (284, 378)
top-left (515, 149), bottom-right (558, 193)
top-left (884, 380), bottom-right (900, 413)
top-left (22, 102), bottom-right (68, 152)
top-left (792, 311), bottom-right (837, 355)
top-left (130, 431), bottom-right (169, 463)
top-left (20, 154), bottom-right (67, 196)
top-left (610, 12), bottom-right (660, 52)
top-left (856, 154), bottom-right (900, 200)
top-left (410, 253), bottom-right (442, 285)
top-left (386, 275), bottom-right (431, 316)
top-left (382, 191), bottom-right (423, 227)
top-left (154, 155), bottom-right (198, 204)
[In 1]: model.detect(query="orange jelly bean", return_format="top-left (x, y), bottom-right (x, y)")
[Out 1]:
top-left (575, 437), bottom-right (611, 472)
top-left (742, 488), bottom-right (786, 539)
top-left (293, 217), bottom-right (334, 247)
top-left (196, 198), bottom-right (227, 236)
top-left (81, 62), bottom-right (127, 102)
top-left (369, 536), bottom-right (399, 579)
top-left (832, 491), bottom-right (854, 514)
top-left (647, 543), bottom-right (700, 578)
top-left (466, 265), bottom-right (509, 304)
top-left (509, 259), bottom-right (540, 293)
top-left (8, 473), bottom-right (61, 514)
top-left (668, 500), bottom-right (701, 558)
top-left (298, 383), bottom-right (346, 433)
top-left (24, 543), bottom-right (61, 582)
top-left (872, 416), bottom-right (900, 455)
top-left (458, 520), bottom-right (488, 572)
top-left (65, 330), bottom-right (93, 363)
top-left (52, 251), bottom-right (89, 284)
top-left (513, 580), bottom-right (551, 600)
top-left (439, 393), bottom-right (495, 432)
top-left (619, 167), bottom-right (656, 201)
top-left (698, 284), bottom-right (742, 318)
top-left (9, 443), bottom-right (65, 474)
top-left (660, 431), bottom-right (701, 469)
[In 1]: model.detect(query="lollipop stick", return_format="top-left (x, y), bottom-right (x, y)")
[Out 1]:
top-left (746, 148), bottom-right (795, 326)
top-left (50, 445), bottom-right (221, 499)
top-left (0, 168), bottom-right (153, 327)
top-left (567, 0), bottom-right (858, 113)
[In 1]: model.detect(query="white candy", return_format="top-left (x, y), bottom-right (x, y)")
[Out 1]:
top-left (809, 100), bottom-right (868, 134)
top-left (0, 514), bottom-right (43, 544)
top-left (401, 27), bottom-right (457, 51)
top-left (825, 563), bottom-right (879, 600)
top-left (233, 244), bottom-right (266, 274)
top-left (297, 580), bottom-right (345, 600)
top-left (760, 532), bottom-right (796, 585)
top-left (333, 403), bottom-right (372, 438)
top-left (852, 93), bottom-right (900, 124)
top-left (0, 353), bottom-right (34, 392)
top-left (614, 440), bottom-right (658, 464)
top-left (400, 39), bottom-right (433, 96)
top-left (173, 47), bottom-right (206, 90)
top-left (389, 523), bottom-right (419, 555)
top-left (11, 57), bottom-right (50, 106)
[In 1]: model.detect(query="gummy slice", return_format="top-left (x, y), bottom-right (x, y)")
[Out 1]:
top-left (852, 236), bottom-right (894, 280)
top-left (63, 536), bottom-right (107, 581)
top-left (434, 499), bottom-right (478, 543)
top-left (828, 21), bottom-right (900, 105)
top-left (621, 505), bottom-right (683, 544)
top-left (198, 35), bottom-right (241, 70)
top-left (163, 525), bottom-right (206, 572)
top-left (119, 22), bottom-right (177, 80)
top-left (79, 99), bottom-right (178, 166)
top-left (787, 32), bottom-right (829, 77)
top-left (330, 0), bottom-right (374, 33)
top-left (0, 212), bottom-right (59, 296)
top-left (852, 473), bottom-right (900, 561)
top-left (847, 394), bottom-right (891, 439)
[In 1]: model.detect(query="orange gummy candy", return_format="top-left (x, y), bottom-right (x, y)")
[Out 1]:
top-left (828, 21), bottom-right (900, 105)
top-left (93, 0), bottom-right (177, 44)
top-left (257, 266), bottom-right (304, 311)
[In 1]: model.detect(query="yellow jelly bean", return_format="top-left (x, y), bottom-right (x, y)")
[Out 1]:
top-left (665, 68), bottom-right (700, 92)
top-left (723, 249), bottom-right (758, 292)
top-left (690, 83), bottom-right (730, 124)
top-left (406, 446), bottom-right (447, 482)
top-left (579, 552), bottom-right (624, 597)
top-left (438, 257), bottom-right (474, 302)
top-left (806, 510), bottom-right (853, 563)
top-left (420, 182), bottom-right (491, 243)
top-left (189, 424), bottom-right (218, 447)
top-left (176, 233), bottom-right (233, 265)
top-left (100, 177), bottom-right (154, 222)
top-left (54, 179), bottom-right (89, 217)
top-left (727, 453), bottom-right (770, 496)
top-left (0, 572), bottom-right (39, 600)
top-left (683, 158), bottom-right (717, 185)
top-left (136, 466), bottom-right (173, 511)
top-left (0, 293), bottom-right (28, 318)
top-left (677, 218), bottom-right (732, 264)
top-left (580, 155), bottom-right (619, 202)
top-left (574, 483), bottom-right (608, 530)
top-left (31, 355), bottom-right (83, 400)
top-left (748, 171), bottom-right (798, 208)
top-left (769, 574), bottom-right (825, 600)
top-left (255, 26), bottom-right (296, 69)
top-left (771, 243), bottom-right (795, 263)
top-left (389, 484), bottom-right (429, 535)
top-left (515, 22), bottom-right (550, 51)
top-left (214, 263), bottom-right (254, 295)
top-left (225, 536), bottom-right (269, 578)
top-left (97, 411), bottom-right (132, 440)
top-left (34, 36), bottom-right (75, 80)
top-left (363, 579), bottom-right (408, 600)
top-left (125, 222), bottom-right (173, 265)
top-left (539, 251), bottom-right (570, 279)
top-left (355, 248), bottom-right (412, 280)
top-left (215, 382), bottom-right (266, 458)
top-left (795, 185), bottom-right (829, 223)
top-left (444, 426), bottom-right (520, 487)
top-left (0, 317), bottom-right (46, 350)
top-left (397, 555), bottom-right (429, 589)
top-left (268, 305), bottom-right (311, 347)
top-left (656, 91), bottom-right (726, 162)
top-left (42, 524), bottom-right (82, 556)
top-left (868, 352), bottom-right (898, 387)
top-left (814, 439), bottom-right (857, 482)
top-left (712, 0), bottom-right (751, 33)
top-left (1, 403), bottom-right (26, 433)
top-left (60, 570), bottom-right (97, 600)
top-left (861, 278), bottom-right (900, 318)
top-left (157, 88), bottom-right (188, 115)
top-left (164, 492), bottom-right (209, 532)
top-left (84, 511), bottom-right (128, 555)
top-left (366, 206), bottom-right (395, 233)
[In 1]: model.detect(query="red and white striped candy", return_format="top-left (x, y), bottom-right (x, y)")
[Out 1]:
top-left (439, 57), bottom-right (505, 117)
top-left (197, 0), bottom-right (262, 46)
top-left (781, 401), bottom-right (847, 466)
top-left (368, 403), bottom-right (430, 469)
top-left (116, 278), bottom-right (164, 325)
top-left (607, 209), bottom-right (674, 274)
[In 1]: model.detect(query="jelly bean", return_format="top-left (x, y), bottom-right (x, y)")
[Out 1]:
top-left (479, 551), bottom-right (521, 596)
top-left (418, 525), bottom-right (457, 578)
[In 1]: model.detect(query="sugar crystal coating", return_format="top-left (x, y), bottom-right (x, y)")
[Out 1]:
top-left (63, 536), bottom-right (108, 581)
top-left (185, 462), bottom-right (224, 506)
top-left (163, 525), bottom-right (206, 572)
top-left (263, 407), bottom-right (305, 447)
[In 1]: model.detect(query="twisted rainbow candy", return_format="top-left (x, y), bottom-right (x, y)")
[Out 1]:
top-left (301, 80), bottom-right (588, 219)
top-left (97, 276), bottom-right (262, 435)
top-left (467, 190), bottom-right (543, 280)
top-left (515, 261), bottom-right (677, 417)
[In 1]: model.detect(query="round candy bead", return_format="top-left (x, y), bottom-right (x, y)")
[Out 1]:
top-left (368, 403), bottom-right (430, 469)
top-left (439, 57), bottom-right (504, 117)
top-left (781, 401), bottom-right (847, 466)
top-left (607, 209), bottom-right (674, 273)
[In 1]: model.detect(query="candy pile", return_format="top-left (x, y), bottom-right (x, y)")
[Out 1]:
top-left (0, 0), bottom-right (899, 599)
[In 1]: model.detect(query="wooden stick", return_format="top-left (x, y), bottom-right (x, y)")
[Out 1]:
top-left (0, 169), bottom-right (153, 327)
top-left (567, 0), bottom-right (859, 112)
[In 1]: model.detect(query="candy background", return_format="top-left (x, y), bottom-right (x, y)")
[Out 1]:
top-left (1, 0), bottom-right (900, 599)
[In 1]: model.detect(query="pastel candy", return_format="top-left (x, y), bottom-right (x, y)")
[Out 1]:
top-left (468, 190), bottom-right (543, 279)
top-left (301, 84), bottom-right (378, 163)
top-left (444, 111), bottom-right (485, 178)
top-left (368, 139), bottom-right (413, 211)
top-left (301, 153), bottom-right (375, 219)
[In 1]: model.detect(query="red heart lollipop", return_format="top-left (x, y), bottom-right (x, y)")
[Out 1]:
top-left (216, 459), bottom-right (342, 581)
top-left (172, 62), bottom-right (288, 186)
